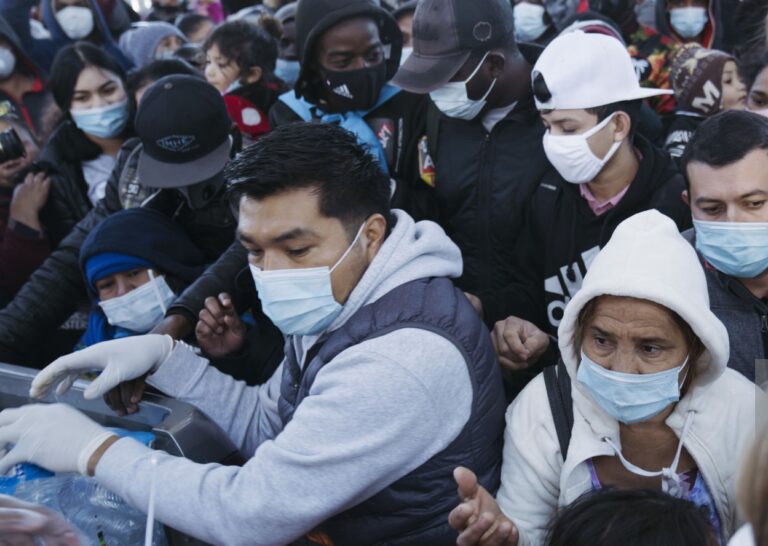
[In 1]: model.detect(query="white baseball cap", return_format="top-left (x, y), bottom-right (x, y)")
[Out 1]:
top-left (532, 31), bottom-right (673, 111)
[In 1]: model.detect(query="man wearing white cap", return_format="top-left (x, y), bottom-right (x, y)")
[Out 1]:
top-left (489, 31), bottom-right (691, 377)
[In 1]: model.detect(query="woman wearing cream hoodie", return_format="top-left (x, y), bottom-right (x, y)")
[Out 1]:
top-left (450, 209), bottom-right (764, 546)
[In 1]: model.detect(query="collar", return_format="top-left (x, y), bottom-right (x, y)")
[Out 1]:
top-left (579, 182), bottom-right (631, 216)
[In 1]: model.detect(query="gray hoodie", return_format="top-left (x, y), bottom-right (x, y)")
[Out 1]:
top-left (95, 210), bottom-right (474, 546)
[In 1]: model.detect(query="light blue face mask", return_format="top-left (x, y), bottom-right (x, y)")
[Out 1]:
top-left (70, 99), bottom-right (130, 139)
top-left (275, 59), bottom-right (300, 88)
top-left (693, 219), bottom-right (768, 279)
top-left (669, 7), bottom-right (708, 39)
top-left (576, 351), bottom-right (689, 425)
top-left (249, 224), bottom-right (365, 336)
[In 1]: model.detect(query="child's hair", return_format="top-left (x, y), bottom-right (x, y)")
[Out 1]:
top-left (176, 13), bottom-right (211, 38)
top-left (204, 20), bottom-right (279, 82)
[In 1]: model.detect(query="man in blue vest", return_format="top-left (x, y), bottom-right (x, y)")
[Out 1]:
top-left (7, 122), bottom-right (506, 546)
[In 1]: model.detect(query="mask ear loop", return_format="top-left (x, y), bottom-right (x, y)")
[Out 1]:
top-left (147, 269), bottom-right (168, 315)
top-left (330, 223), bottom-right (367, 273)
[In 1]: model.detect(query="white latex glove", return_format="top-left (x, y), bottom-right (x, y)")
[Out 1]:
top-left (0, 404), bottom-right (116, 475)
top-left (30, 334), bottom-right (175, 400)
top-left (0, 494), bottom-right (83, 545)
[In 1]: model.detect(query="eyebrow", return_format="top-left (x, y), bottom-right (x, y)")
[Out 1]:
top-left (327, 41), bottom-right (382, 58)
top-left (237, 227), bottom-right (320, 246)
top-left (695, 190), bottom-right (767, 206)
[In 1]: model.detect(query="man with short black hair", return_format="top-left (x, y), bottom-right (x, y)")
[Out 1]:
top-left (489, 32), bottom-right (690, 379)
top-left (10, 122), bottom-right (506, 546)
top-left (682, 110), bottom-right (768, 382)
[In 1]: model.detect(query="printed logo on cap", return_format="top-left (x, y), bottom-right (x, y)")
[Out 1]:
top-left (156, 135), bottom-right (199, 153)
top-left (473, 21), bottom-right (493, 42)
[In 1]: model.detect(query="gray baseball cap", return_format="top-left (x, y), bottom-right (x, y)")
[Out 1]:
top-left (391, 0), bottom-right (515, 94)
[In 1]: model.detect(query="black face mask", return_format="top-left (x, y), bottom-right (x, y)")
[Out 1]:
top-left (321, 61), bottom-right (387, 112)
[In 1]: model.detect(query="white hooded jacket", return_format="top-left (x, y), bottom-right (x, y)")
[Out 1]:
top-left (496, 210), bottom-right (764, 546)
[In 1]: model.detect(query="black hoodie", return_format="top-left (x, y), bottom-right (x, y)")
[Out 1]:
top-left (481, 135), bottom-right (692, 334)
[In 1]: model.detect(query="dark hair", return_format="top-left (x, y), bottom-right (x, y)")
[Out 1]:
top-left (49, 42), bottom-right (128, 111)
top-left (585, 99), bottom-right (642, 140)
top-left (127, 58), bottom-right (201, 96)
top-left (204, 20), bottom-right (279, 81)
top-left (546, 489), bottom-right (718, 546)
top-left (682, 110), bottom-right (768, 190)
top-left (175, 12), bottom-right (211, 37)
top-left (226, 122), bottom-right (391, 239)
top-left (738, 50), bottom-right (768, 91)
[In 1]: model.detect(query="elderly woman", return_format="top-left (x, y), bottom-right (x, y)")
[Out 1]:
top-left (450, 210), bottom-right (762, 546)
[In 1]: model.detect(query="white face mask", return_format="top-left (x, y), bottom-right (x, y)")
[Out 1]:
top-left (542, 112), bottom-right (622, 184)
top-left (669, 7), bottom-right (708, 39)
top-left (399, 46), bottom-right (413, 67)
top-left (514, 3), bottom-right (548, 43)
top-left (0, 47), bottom-right (16, 80)
top-left (748, 106), bottom-right (768, 119)
top-left (429, 51), bottom-right (497, 120)
top-left (98, 271), bottom-right (176, 333)
top-left (56, 5), bottom-right (95, 40)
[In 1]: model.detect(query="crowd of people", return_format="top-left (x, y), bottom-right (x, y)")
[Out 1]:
top-left (0, 0), bottom-right (766, 544)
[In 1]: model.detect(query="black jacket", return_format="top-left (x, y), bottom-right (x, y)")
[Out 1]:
top-left (663, 113), bottom-right (703, 164)
top-left (36, 121), bottom-right (102, 247)
top-left (421, 99), bottom-right (550, 321)
top-left (484, 135), bottom-right (692, 334)
top-left (0, 138), bottom-right (236, 366)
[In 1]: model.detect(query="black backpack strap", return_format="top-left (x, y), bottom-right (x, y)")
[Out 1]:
top-left (544, 360), bottom-right (574, 460)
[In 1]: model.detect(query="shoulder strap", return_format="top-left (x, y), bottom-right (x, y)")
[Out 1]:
top-left (278, 90), bottom-right (315, 121)
top-left (425, 101), bottom-right (441, 160)
top-left (544, 360), bottom-right (574, 460)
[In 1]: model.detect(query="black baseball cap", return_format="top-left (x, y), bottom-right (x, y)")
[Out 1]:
top-left (135, 75), bottom-right (232, 189)
top-left (391, 0), bottom-right (515, 94)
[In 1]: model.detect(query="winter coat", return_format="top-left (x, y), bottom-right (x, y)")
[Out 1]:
top-left (497, 210), bottom-right (763, 546)
top-left (481, 135), bottom-right (691, 332)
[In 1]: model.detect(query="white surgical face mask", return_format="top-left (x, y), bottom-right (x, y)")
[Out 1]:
top-left (0, 47), bottom-right (16, 80)
top-left (542, 112), bottom-right (622, 184)
top-left (98, 271), bottom-right (176, 333)
top-left (399, 46), bottom-right (413, 67)
top-left (429, 51), bottom-right (497, 120)
top-left (250, 224), bottom-right (365, 336)
top-left (514, 3), bottom-right (548, 43)
top-left (56, 5), bottom-right (95, 40)
top-left (669, 7), bottom-right (708, 39)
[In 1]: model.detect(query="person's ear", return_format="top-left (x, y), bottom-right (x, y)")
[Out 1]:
top-left (612, 111), bottom-right (632, 142)
top-left (362, 213), bottom-right (387, 262)
top-left (486, 51), bottom-right (506, 80)
top-left (243, 66), bottom-right (263, 85)
top-left (682, 189), bottom-right (690, 207)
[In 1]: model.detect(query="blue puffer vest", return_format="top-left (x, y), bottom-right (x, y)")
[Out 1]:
top-left (278, 277), bottom-right (506, 546)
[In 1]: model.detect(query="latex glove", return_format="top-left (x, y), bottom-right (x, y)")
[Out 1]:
top-left (0, 494), bottom-right (83, 545)
top-left (30, 334), bottom-right (175, 400)
top-left (0, 404), bottom-right (116, 475)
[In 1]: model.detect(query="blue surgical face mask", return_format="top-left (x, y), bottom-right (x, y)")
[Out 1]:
top-left (98, 271), bottom-right (176, 333)
top-left (693, 219), bottom-right (768, 279)
top-left (275, 58), bottom-right (300, 88)
top-left (71, 99), bottom-right (130, 139)
top-left (669, 7), bottom-right (708, 39)
top-left (249, 224), bottom-right (365, 336)
top-left (576, 351), bottom-right (689, 424)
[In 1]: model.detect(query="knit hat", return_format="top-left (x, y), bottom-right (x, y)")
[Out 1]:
top-left (294, 0), bottom-right (402, 103)
top-left (119, 22), bottom-right (187, 69)
top-left (80, 208), bottom-right (207, 294)
top-left (670, 43), bottom-right (733, 117)
top-left (558, 210), bottom-right (729, 389)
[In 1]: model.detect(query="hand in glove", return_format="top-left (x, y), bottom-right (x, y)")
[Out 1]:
top-left (0, 403), bottom-right (116, 475)
top-left (30, 334), bottom-right (175, 400)
top-left (0, 494), bottom-right (83, 546)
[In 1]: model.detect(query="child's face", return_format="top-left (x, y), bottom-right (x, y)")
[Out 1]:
top-left (721, 60), bottom-right (746, 112)
top-left (205, 43), bottom-right (239, 92)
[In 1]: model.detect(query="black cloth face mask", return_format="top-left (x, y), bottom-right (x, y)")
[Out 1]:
top-left (321, 61), bottom-right (388, 112)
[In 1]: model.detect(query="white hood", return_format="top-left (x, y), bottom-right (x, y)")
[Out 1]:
top-left (557, 209), bottom-right (730, 389)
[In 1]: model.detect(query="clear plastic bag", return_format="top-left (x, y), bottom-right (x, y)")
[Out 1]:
top-left (14, 475), bottom-right (167, 546)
